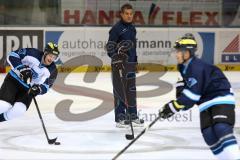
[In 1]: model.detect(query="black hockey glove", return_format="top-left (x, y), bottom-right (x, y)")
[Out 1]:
top-left (28, 84), bottom-right (41, 97)
top-left (111, 53), bottom-right (128, 70)
top-left (176, 80), bottom-right (185, 98)
top-left (17, 65), bottom-right (33, 84)
top-left (159, 100), bottom-right (184, 119)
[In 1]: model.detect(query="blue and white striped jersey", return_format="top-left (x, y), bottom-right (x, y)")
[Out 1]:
top-left (177, 57), bottom-right (235, 112)
top-left (7, 48), bottom-right (58, 95)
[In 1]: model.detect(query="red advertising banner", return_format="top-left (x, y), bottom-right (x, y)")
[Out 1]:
top-left (61, 0), bottom-right (221, 26)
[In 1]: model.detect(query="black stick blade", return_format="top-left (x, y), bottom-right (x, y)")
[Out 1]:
top-left (54, 142), bottom-right (61, 145)
top-left (48, 137), bottom-right (58, 144)
top-left (125, 134), bottom-right (134, 140)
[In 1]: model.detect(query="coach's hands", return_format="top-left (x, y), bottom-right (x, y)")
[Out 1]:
top-left (111, 53), bottom-right (128, 70)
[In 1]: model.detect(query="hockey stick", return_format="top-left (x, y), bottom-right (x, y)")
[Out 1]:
top-left (112, 115), bottom-right (161, 160)
top-left (118, 69), bottom-right (135, 140)
top-left (32, 96), bottom-right (60, 145)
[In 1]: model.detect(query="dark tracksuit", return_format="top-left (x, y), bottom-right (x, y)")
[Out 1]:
top-left (106, 20), bottom-right (138, 122)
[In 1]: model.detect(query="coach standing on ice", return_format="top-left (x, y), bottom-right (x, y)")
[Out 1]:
top-left (106, 3), bottom-right (144, 128)
top-left (0, 42), bottom-right (59, 122)
top-left (159, 33), bottom-right (240, 159)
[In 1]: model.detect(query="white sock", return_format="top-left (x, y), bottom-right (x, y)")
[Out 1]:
top-left (215, 144), bottom-right (240, 160)
top-left (4, 102), bottom-right (27, 120)
top-left (0, 100), bottom-right (12, 113)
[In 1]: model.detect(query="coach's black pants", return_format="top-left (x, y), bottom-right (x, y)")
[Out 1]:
top-left (111, 62), bottom-right (137, 122)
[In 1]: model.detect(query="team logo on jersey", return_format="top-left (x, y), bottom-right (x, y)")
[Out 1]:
top-left (186, 77), bottom-right (197, 88)
top-left (120, 28), bottom-right (128, 35)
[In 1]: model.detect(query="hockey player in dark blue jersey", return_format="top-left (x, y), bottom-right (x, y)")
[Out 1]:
top-left (159, 33), bottom-right (240, 159)
top-left (106, 3), bottom-right (144, 128)
top-left (0, 42), bottom-right (59, 122)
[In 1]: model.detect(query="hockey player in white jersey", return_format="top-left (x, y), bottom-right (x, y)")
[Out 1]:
top-left (0, 42), bottom-right (59, 122)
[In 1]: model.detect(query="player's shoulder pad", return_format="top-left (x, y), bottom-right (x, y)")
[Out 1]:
top-left (47, 63), bottom-right (57, 73)
top-left (25, 48), bottom-right (42, 54)
top-left (185, 58), bottom-right (204, 84)
top-left (25, 48), bottom-right (44, 60)
top-left (190, 57), bottom-right (205, 73)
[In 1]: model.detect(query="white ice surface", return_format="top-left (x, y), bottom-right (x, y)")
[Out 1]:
top-left (0, 72), bottom-right (239, 160)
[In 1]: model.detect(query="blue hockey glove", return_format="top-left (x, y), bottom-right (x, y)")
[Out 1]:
top-left (159, 100), bottom-right (185, 119)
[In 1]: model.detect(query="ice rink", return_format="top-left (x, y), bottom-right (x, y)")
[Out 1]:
top-left (0, 71), bottom-right (239, 160)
